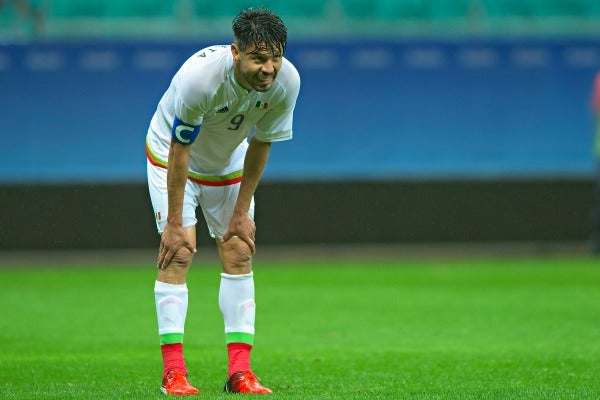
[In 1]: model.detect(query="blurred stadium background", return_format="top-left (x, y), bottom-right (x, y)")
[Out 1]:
top-left (1, 0), bottom-right (599, 252)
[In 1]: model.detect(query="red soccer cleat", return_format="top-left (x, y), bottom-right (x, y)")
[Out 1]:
top-left (224, 371), bottom-right (273, 394)
top-left (161, 369), bottom-right (200, 396)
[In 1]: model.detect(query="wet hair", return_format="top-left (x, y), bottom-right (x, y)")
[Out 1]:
top-left (232, 8), bottom-right (287, 55)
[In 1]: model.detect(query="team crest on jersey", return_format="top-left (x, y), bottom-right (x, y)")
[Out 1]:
top-left (255, 101), bottom-right (269, 109)
top-left (216, 105), bottom-right (229, 113)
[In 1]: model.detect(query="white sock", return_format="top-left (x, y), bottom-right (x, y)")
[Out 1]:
top-left (154, 281), bottom-right (188, 343)
top-left (219, 273), bottom-right (256, 344)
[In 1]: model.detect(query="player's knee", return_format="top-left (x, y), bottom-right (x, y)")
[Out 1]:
top-left (221, 240), bottom-right (253, 274)
top-left (169, 246), bottom-right (195, 269)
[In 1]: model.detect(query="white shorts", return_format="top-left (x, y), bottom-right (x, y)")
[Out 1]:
top-left (147, 161), bottom-right (255, 239)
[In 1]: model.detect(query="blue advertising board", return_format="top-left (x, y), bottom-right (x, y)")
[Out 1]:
top-left (0, 37), bottom-right (598, 183)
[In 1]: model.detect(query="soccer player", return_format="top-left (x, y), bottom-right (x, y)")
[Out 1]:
top-left (145, 8), bottom-right (300, 396)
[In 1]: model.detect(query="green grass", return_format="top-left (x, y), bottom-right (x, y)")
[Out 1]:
top-left (0, 256), bottom-right (599, 399)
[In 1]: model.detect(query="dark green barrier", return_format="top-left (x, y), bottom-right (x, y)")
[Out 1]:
top-left (0, 179), bottom-right (593, 250)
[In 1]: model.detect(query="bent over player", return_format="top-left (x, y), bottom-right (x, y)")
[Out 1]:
top-left (145, 8), bottom-right (300, 396)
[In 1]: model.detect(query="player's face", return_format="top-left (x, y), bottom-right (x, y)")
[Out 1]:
top-left (232, 43), bottom-right (283, 92)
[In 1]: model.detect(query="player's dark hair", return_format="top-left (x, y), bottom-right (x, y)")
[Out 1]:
top-left (232, 8), bottom-right (287, 55)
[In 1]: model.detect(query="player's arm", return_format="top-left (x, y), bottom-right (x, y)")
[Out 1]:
top-left (158, 119), bottom-right (201, 269)
top-left (165, 139), bottom-right (191, 228)
top-left (222, 136), bottom-right (272, 253)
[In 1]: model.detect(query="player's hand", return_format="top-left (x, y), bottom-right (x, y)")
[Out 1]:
top-left (222, 212), bottom-right (256, 254)
top-left (158, 223), bottom-right (196, 269)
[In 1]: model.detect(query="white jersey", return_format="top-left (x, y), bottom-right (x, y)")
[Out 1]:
top-left (146, 45), bottom-right (300, 185)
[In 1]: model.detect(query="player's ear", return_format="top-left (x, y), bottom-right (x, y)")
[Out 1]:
top-left (231, 44), bottom-right (240, 61)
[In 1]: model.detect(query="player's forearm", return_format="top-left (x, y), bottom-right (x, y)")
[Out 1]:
top-left (235, 137), bottom-right (271, 214)
top-left (166, 140), bottom-right (191, 225)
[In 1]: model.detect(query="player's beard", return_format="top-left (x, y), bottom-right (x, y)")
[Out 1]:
top-left (250, 71), bottom-right (276, 92)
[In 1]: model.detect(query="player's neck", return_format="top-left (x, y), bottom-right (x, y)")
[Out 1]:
top-left (232, 68), bottom-right (253, 93)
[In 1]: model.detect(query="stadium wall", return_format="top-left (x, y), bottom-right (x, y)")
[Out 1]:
top-left (0, 179), bottom-right (593, 250)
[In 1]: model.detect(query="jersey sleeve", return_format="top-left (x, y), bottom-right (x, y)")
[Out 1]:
top-left (172, 70), bottom-right (208, 127)
top-left (254, 64), bottom-right (301, 142)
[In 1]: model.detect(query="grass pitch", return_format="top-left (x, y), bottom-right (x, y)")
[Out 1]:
top-left (0, 255), bottom-right (598, 399)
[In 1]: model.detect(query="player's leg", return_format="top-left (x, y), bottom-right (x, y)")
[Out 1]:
top-left (592, 159), bottom-right (600, 255)
top-left (593, 115), bottom-right (600, 255)
top-left (217, 239), bottom-right (271, 394)
top-left (148, 161), bottom-right (200, 395)
top-left (200, 184), bottom-right (272, 394)
top-left (155, 230), bottom-right (199, 396)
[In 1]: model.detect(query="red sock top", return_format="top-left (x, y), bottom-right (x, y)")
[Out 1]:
top-left (227, 343), bottom-right (253, 378)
